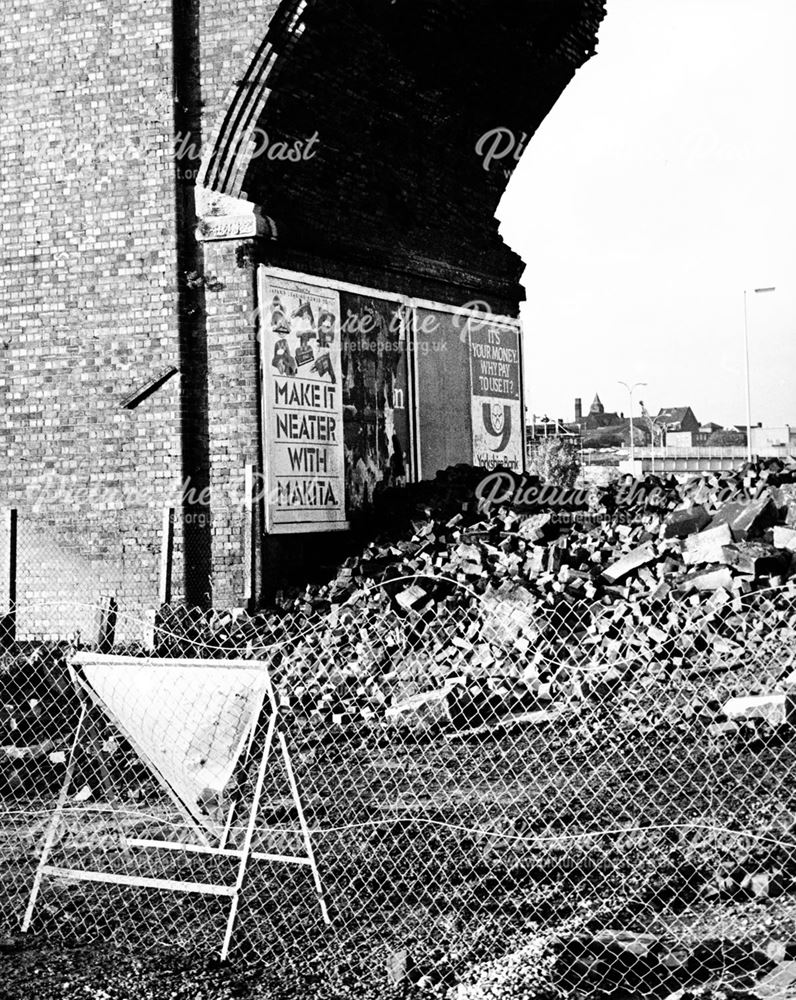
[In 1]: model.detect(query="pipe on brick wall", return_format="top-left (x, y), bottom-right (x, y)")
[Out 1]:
top-left (173, 0), bottom-right (212, 606)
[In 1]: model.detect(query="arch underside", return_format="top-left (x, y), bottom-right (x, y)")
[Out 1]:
top-left (199, 0), bottom-right (606, 306)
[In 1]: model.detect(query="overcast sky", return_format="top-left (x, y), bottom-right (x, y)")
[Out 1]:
top-left (499, 0), bottom-right (796, 430)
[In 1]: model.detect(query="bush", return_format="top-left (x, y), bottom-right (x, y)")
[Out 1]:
top-left (708, 429), bottom-right (746, 446)
top-left (528, 438), bottom-right (581, 488)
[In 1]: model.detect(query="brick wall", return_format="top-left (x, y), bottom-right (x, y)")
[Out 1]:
top-left (0, 0), bottom-right (184, 631)
top-left (0, 0), bottom-right (294, 625)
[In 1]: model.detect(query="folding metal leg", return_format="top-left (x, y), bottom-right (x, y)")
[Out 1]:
top-left (278, 731), bottom-right (331, 925)
top-left (22, 701), bottom-right (88, 932)
top-left (220, 709), bottom-right (277, 961)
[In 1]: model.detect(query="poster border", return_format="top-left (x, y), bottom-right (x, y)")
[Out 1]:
top-left (257, 267), bottom-right (350, 536)
top-left (467, 317), bottom-right (524, 474)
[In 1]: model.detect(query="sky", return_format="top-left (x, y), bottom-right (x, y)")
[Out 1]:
top-left (498, 0), bottom-right (796, 430)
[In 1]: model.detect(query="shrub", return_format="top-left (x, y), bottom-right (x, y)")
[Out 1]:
top-left (528, 438), bottom-right (581, 488)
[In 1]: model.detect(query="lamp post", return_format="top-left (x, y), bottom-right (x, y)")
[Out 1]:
top-left (619, 381), bottom-right (647, 467)
top-left (639, 401), bottom-right (663, 476)
top-left (744, 286), bottom-right (776, 464)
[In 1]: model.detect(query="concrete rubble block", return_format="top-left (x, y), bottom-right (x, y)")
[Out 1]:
top-left (554, 931), bottom-right (670, 995)
top-left (765, 940), bottom-right (788, 963)
top-left (721, 541), bottom-right (790, 578)
top-left (603, 543), bottom-right (657, 583)
top-left (387, 949), bottom-right (411, 985)
top-left (588, 930), bottom-right (661, 958)
top-left (682, 522), bottom-right (733, 565)
top-left (774, 525), bottom-right (796, 551)
top-left (663, 505), bottom-right (711, 539)
top-left (756, 960), bottom-right (796, 999)
top-left (742, 871), bottom-right (786, 898)
top-left (709, 720), bottom-right (740, 737)
top-left (710, 493), bottom-right (778, 541)
top-left (682, 567), bottom-right (734, 593)
top-left (385, 680), bottom-right (459, 728)
top-left (524, 545), bottom-right (546, 577)
top-left (722, 693), bottom-right (796, 726)
top-left (659, 947), bottom-right (690, 972)
top-left (517, 513), bottom-right (554, 542)
top-left (395, 583), bottom-right (428, 609)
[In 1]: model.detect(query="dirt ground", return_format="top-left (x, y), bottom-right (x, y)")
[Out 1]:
top-left (3, 698), bottom-right (796, 999)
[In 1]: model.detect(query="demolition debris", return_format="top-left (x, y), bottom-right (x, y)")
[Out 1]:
top-left (135, 460), bottom-right (796, 733)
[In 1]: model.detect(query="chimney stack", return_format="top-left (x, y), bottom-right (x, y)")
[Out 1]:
top-left (575, 397), bottom-right (582, 423)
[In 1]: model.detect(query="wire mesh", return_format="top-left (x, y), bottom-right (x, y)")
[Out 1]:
top-left (2, 570), bottom-right (796, 998)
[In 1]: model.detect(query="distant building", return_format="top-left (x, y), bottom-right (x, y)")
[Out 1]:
top-left (671, 422), bottom-right (725, 447)
top-left (657, 406), bottom-right (700, 436)
top-left (580, 393), bottom-right (623, 431)
top-left (750, 426), bottom-right (796, 455)
top-left (666, 431), bottom-right (696, 448)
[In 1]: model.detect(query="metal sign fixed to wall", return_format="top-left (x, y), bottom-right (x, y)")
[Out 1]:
top-left (468, 319), bottom-right (523, 472)
top-left (259, 271), bottom-right (348, 533)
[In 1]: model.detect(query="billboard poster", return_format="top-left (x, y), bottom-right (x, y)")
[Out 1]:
top-left (259, 272), bottom-right (347, 533)
top-left (414, 307), bottom-right (472, 478)
top-left (468, 320), bottom-right (523, 472)
top-left (339, 293), bottom-right (411, 511)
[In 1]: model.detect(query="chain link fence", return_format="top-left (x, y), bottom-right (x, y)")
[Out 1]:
top-left (2, 565), bottom-right (796, 998)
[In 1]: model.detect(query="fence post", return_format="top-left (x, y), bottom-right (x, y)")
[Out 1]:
top-left (98, 595), bottom-right (118, 653)
top-left (158, 506), bottom-right (175, 607)
top-left (1, 508), bottom-right (17, 645)
top-left (243, 464), bottom-right (255, 612)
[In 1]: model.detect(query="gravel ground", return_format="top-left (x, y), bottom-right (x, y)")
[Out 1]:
top-left (3, 678), bottom-right (796, 999)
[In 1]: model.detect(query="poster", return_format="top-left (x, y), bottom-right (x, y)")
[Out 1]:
top-left (260, 272), bottom-right (348, 533)
top-left (414, 307), bottom-right (473, 478)
top-left (339, 293), bottom-right (411, 511)
top-left (468, 320), bottom-right (523, 472)
top-left (78, 658), bottom-right (269, 837)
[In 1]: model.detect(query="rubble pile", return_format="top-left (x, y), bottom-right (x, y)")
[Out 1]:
top-left (4, 461), bottom-right (796, 789)
top-left (423, 926), bottom-right (777, 1000)
top-left (150, 460), bottom-right (796, 731)
top-left (0, 644), bottom-right (77, 796)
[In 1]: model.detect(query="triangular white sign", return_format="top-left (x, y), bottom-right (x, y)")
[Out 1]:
top-left (77, 657), bottom-right (271, 839)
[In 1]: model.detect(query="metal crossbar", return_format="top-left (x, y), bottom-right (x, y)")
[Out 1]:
top-left (21, 652), bottom-right (330, 960)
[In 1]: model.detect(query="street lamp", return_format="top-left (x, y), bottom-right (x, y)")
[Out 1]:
top-left (639, 401), bottom-right (664, 476)
top-left (619, 381), bottom-right (647, 466)
top-left (743, 285), bottom-right (776, 465)
top-left (744, 286), bottom-right (776, 464)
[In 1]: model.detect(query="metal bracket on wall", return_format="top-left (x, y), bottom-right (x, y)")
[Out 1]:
top-left (120, 366), bottom-right (179, 409)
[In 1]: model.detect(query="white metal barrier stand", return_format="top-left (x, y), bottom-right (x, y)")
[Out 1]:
top-left (22, 653), bottom-right (331, 959)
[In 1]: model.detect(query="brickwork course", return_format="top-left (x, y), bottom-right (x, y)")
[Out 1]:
top-left (0, 0), bottom-right (606, 624)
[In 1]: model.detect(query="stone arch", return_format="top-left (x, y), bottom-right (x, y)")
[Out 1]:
top-left (198, 0), bottom-right (308, 198)
top-left (196, 0), bottom-right (607, 302)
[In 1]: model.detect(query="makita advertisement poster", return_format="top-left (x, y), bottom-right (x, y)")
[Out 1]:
top-left (260, 272), bottom-right (347, 533)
